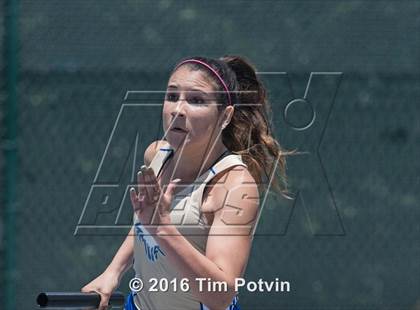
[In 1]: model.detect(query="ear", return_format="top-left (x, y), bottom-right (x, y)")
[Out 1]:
top-left (222, 105), bottom-right (234, 127)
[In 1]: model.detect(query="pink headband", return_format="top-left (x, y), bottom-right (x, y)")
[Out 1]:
top-left (174, 59), bottom-right (232, 105)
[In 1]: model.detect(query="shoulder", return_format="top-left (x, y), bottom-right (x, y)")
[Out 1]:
top-left (212, 164), bottom-right (258, 191)
top-left (143, 140), bottom-right (169, 166)
top-left (203, 165), bottom-right (260, 219)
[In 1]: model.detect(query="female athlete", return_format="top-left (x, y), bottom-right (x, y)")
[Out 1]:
top-left (81, 55), bottom-right (289, 310)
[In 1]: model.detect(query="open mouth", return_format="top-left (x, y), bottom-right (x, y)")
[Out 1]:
top-left (170, 127), bottom-right (187, 133)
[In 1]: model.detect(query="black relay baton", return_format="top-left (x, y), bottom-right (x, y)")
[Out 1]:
top-left (36, 291), bottom-right (125, 308)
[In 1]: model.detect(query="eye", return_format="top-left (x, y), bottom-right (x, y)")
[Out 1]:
top-left (165, 92), bottom-right (179, 102)
top-left (187, 95), bottom-right (206, 105)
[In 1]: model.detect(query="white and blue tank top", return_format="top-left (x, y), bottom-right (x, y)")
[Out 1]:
top-left (132, 142), bottom-right (246, 310)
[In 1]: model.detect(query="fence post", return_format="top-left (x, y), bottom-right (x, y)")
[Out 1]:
top-left (3, 0), bottom-right (19, 309)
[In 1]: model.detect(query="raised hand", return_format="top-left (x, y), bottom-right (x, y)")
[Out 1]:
top-left (129, 165), bottom-right (181, 226)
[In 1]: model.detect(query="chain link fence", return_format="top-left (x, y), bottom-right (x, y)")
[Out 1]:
top-left (1, 1), bottom-right (420, 309)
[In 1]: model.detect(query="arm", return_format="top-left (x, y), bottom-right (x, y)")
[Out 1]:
top-left (155, 166), bottom-right (259, 310)
top-left (103, 140), bottom-right (164, 275)
top-left (81, 140), bottom-right (164, 308)
top-left (107, 139), bottom-right (166, 274)
top-left (104, 226), bottom-right (135, 278)
top-left (81, 226), bottom-right (134, 309)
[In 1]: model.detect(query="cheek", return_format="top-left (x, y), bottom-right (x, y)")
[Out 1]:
top-left (188, 110), bottom-right (220, 136)
top-left (162, 104), bottom-right (172, 129)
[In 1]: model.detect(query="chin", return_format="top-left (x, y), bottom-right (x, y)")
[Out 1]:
top-left (165, 131), bottom-right (190, 149)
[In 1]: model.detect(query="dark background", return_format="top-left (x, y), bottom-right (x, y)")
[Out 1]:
top-left (1, 1), bottom-right (419, 309)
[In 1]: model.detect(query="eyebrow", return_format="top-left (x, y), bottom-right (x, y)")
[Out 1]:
top-left (167, 85), bottom-right (210, 97)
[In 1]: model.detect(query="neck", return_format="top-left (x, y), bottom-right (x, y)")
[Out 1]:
top-left (170, 140), bottom-right (228, 183)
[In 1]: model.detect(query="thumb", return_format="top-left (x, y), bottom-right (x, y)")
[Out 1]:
top-left (165, 178), bottom-right (181, 199)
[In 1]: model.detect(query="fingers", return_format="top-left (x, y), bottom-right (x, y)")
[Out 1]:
top-left (164, 178), bottom-right (181, 200)
top-left (130, 187), bottom-right (142, 213)
top-left (80, 288), bottom-right (109, 309)
top-left (137, 166), bottom-right (147, 199)
top-left (142, 166), bottom-right (155, 202)
top-left (89, 289), bottom-right (109, 309)
top-left (145, 166), bottom-right (160, 202)
top-left (97, 291), bottom-right (111, 309)
top-left (138, 165), bottom-right (161, 204)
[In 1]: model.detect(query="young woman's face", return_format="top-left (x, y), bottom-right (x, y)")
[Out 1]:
top-left (163, 65), bottom-right (224, 150)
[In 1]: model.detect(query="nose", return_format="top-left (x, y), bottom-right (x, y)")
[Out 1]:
top-left (170, 94), bottom-right (187, 118)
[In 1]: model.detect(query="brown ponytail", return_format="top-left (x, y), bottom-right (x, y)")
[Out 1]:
top-left (220, 55), bottom-right (293, 198)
